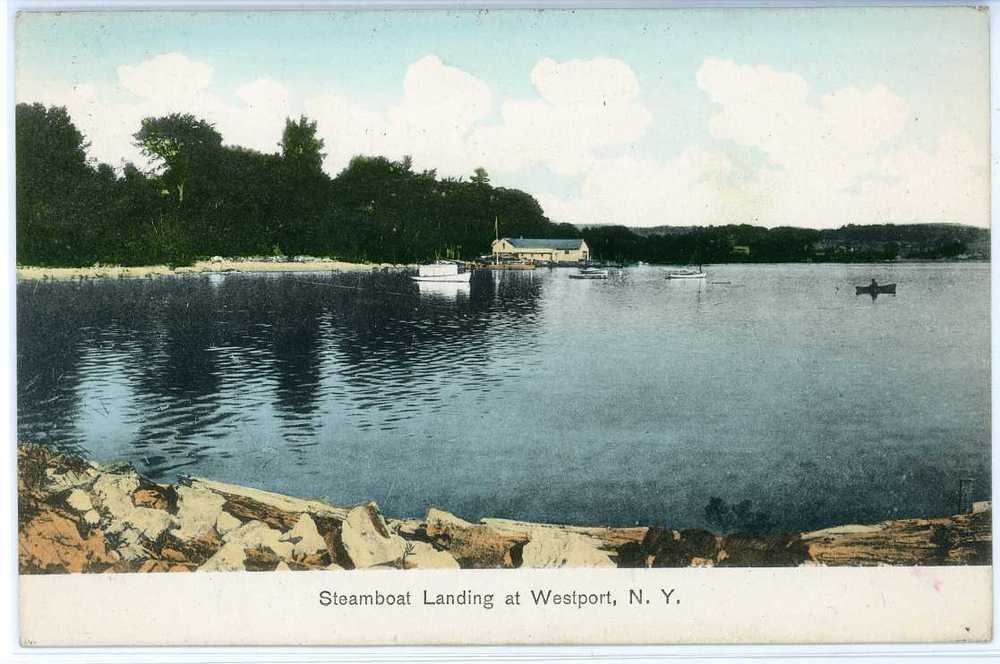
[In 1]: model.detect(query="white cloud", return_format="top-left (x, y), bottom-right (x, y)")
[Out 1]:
top-left (304, 54), bottom-right (492, 176)
top-left (468, 57), bottom-right (652, 176)
top-left (691, 58), bottom-right (987, 228)
top-left (537, 149), bottom-right (731, 227)
top-left (117, 52), bottom-right (213, 101)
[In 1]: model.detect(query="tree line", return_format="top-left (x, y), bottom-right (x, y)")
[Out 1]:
top-left (15, 102), bottom-right (989, 267)
top-left (15, 103), bottom-right (575, 267)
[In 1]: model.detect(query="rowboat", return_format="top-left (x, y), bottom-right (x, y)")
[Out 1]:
top-left (856, 283), bottom-right (896, 295)
top-left (412, 262), bottom-right (472, 283)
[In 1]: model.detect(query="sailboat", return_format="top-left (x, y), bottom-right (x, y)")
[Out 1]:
top-left (665, 264), bottom-right (706, 279)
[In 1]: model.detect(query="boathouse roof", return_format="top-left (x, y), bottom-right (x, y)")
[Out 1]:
top-left (501, 238), bottom-right (585, 250)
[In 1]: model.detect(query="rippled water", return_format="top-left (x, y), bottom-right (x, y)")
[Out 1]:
top-left (17, 263), bottom-right (991, 531)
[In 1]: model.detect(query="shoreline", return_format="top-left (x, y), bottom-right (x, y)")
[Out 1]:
top-left (15, 257), bottom-right (990, 281)
top-left (15, 259), bottom-right (412, 281)
top-left (17, 444), bottom-right (992, 574)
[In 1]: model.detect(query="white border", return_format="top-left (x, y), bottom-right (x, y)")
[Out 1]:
top-left (2, 1), bottom-right (997, 661)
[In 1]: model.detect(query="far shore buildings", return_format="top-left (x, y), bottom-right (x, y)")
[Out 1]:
top-left (490, 237), bottom-right (590, 264)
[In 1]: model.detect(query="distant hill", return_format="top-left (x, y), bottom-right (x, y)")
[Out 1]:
top-left (574, 223), bottom-right (989, 263)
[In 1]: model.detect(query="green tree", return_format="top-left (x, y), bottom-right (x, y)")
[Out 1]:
top-left (134, 113), bottom-right (222, 204)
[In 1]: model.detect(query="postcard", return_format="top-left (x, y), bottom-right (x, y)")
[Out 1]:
top-left (13, 5), bottom-right (992, 647)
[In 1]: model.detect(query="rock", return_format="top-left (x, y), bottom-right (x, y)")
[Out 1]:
top-left (425, 508), bottom-right (528, 569)
top-left (223, 520), bottom-right (294, 560)
top-left (199, 541), bottom-right (248, 572)
top-left (19, 508), bottom-right (118, 573)
top-left (171, 482), bottom-right (226, 540)
top-left (402, 541), bottom-right (460, 570)
top-left (44, 465), bottom-right (98, 493)
top-left (280, 514), bottom-right (328, 560)
top-left (137, 559), bottom-right (171, 573)
top-left (801, 524), bottom-right (884, 540)
top-left (618, 527), bottom-right (721, 568)
top-left (66, 489), bottom-right (94, 513)
top-left (275, 561), bottom-right (291, 571)
top-left (426, 507), bottom-right (475, 531)
top-left (132, 484), bottom-right (176, 512)
top-left (91, 469), bottom-right (177, 541)
top-left (520, 532), bottom-right (616, 568)
top-left (215, 510), bottom-right (242, 535)
top-left (244, 545), bottom-right (282, 571)
top-left (194, 477), bottom-right (348, 520)
top-left (341, 502), bottom-right (407, 568)
top-left (719, 533), bottom-right (811, 567)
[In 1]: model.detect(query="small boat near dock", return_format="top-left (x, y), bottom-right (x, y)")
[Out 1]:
top-left (569, 267), bottom-right (609, 280)
top-left (411, 261), bottom-right (472, 283)
top-left (665, 267), bottom-right (706, 280)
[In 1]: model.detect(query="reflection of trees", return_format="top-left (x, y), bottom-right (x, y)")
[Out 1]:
top-left (17, 271), bottom-right (545, 474)
top-left (16, 281), bottom-right (89, 455)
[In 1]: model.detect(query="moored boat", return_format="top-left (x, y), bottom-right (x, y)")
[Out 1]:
top-left (412, 261), bottom-right (472, 283)
top-left (569, 267), bottom-right (609, 280)
top-left (665, 268), bottom-right (706, 280)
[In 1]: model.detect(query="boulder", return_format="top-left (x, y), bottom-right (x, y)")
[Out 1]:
top-left (171, 482), bottom-right (227, 540)
top-left (91, 469), bottom-right (177, 541)
top-left (222, 520), bottom-right (294, 560)
top-left (19, 507), bottom-right (118, 573)
top-left (215, 510), bottom-right (242, 536)
top-left (199, 541), bottom-right (249, 572)
top-left (424, 508), bottom-right (528, 569)
top-left (340, 502), bottom-right (407, 568)
top-left (65, 489), bottom-right (94, 513)
top-left (280, 514), bottom-right (328, 560)
top-left (521, 531), bottom-right (615, 568)
top-left (402, 541), bottom-right (460, 570)
top-left (718, 532), bottom-right (811, 567)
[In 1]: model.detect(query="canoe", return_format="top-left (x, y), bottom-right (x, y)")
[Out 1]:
top-left (666, 271), bottom-right (706, 279)
top-left (855, 283), bottom-right (896, 295)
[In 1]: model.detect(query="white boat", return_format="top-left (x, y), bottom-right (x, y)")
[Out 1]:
top-left (665, 267), bottom-right (706, 280)
top-left (412, 262), bottom-right (472, 283)
top-left (569, 267), bottom-right (609, 280)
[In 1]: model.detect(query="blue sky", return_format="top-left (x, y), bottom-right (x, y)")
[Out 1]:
top-left (15, 8), bottom-right (990, 228)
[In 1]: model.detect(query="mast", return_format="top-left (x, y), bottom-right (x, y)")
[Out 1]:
top-left (494, 215), bottom-right (499, 265)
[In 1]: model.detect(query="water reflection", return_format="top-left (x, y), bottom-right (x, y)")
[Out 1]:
top-left (17, 270), bottom-right (543, 479)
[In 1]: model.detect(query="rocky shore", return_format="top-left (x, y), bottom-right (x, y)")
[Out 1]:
top-left (17, 444), bottom-right (992, 574)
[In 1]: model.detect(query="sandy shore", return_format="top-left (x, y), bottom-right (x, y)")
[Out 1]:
top-left (16, 259), bottom-right (410, 281)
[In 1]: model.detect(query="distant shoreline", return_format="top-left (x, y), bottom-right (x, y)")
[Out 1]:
top-left (15, 259), bottom-right (413, 281)
top-left (15, 257), bottom-right (989, 281)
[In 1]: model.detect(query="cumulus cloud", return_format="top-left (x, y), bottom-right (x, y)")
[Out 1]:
top-left (117, 52), bottom-right (213, 101)
top-left (691, 58), bottom-right (987, 227)
top-left (304, 54), bottom-right (493, 176)
top-left (18, 53), bottom-right (291, 168)
top-left (467, 57), bottom-right (653, 176)
top-left (16, 51), bottom-right (988, 228)
top-left (537, 149), bottom-right (732, 227)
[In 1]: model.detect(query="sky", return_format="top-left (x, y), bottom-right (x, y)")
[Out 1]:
top-left (14, 7), bottom-right (991, 229)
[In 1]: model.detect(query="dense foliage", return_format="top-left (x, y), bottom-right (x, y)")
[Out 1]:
top-left (15, 103), bottom-right (990, 267)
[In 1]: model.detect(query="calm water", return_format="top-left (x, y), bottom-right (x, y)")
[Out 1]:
top-left (17, 264), bottom-right (991, 531)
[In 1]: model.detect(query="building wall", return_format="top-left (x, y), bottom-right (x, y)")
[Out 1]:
top-left (490, 239), bottom-right (589, 263)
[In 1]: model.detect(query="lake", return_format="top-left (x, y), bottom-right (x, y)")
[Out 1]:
top-left (16, 263), bottom-right (991, 532)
